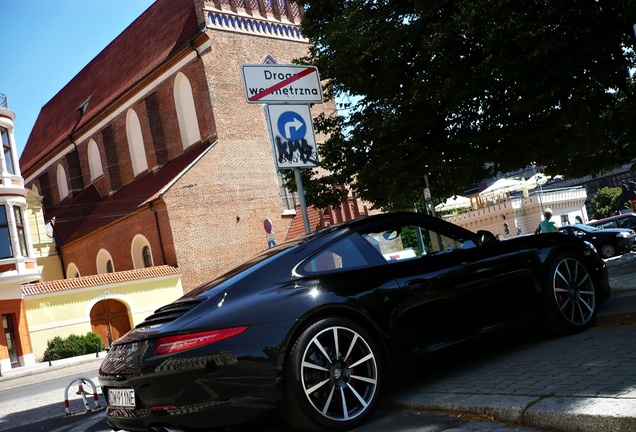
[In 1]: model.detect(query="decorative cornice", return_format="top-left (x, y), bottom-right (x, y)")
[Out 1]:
top-left (205, 10), bottom-right (307, 41)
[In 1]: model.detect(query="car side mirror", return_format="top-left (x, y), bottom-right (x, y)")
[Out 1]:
top-left (476, 230), bottom-right (497, 246)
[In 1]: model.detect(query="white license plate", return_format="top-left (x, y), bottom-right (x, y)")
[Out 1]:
top-left (108, 388), bottom-right (136, 408)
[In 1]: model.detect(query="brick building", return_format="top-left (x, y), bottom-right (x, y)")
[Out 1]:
top-left (19, 0), bottom-right (340, 293)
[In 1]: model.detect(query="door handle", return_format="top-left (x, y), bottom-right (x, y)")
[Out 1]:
top-left (404, 279), bottom-right (431, 292)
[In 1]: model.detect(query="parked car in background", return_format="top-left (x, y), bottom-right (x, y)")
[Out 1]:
top-left (99, 213), bottom-right (610, 432)
top-left (559, 224), bottom-right (636, 258)
top-left (588, 212), bottom-right (636, 231)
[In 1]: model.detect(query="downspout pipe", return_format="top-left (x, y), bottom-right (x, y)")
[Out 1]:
top-left (188, 39), bottom-right (200, 58)
top-left (148, 202), bottom-right (168, 264)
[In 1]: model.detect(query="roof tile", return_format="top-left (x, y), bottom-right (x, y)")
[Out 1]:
top-left (22, 265), bottom-right (181, 296)
top-left (19, 0), bottom-right (200, 173)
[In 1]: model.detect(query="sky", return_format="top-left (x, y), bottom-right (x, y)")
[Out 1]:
top-left (0, 0), bottom-right (156, 157)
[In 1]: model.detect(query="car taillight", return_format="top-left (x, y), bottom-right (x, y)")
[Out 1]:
top-left (155, 326), bottom-right (248, 355)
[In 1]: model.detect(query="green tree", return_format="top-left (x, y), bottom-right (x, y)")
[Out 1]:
top-left (291, 0), bottom-right (636, 210)
top-left (591, 187), bottom-right (627, 219)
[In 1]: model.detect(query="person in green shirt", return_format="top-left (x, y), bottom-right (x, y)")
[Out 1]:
top-left (534, 208), bottom-right (558, 234)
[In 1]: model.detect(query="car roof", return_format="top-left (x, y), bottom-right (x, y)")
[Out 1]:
top-left (589, 212), bottom-right (636, 223)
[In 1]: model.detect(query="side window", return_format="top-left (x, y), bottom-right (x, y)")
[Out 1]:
top-left (619, 217), bottom-right (636, 229)
top-left (301, 237), bottom-right (371, 273)
top-left (362, 223), bottom-right (475, 262)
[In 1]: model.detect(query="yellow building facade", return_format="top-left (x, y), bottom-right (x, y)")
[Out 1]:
top-left (23, 266), bottom-right (183, 360)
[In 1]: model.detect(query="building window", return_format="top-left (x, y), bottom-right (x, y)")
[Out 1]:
top-left (66, 263), bottom-right (81, 278)
top-left (0, 206), bottom-right (12, 259)
top-left (56, 164), bottom-right (69, 200)
top-left (142, 246), bottom-right (153, 268)
top-left (131, 234), bottom-right (153, 269)
top-left (125, 109), bottom-right (148, 176)
top-left (1, 127), bottom-right (15, 175)
top-left (88, 139), bottom-right (104, 181)
top-left (277, 170), bottom-right (298, 212)
top-left (97, 249), bottom-right (115, 274)
top-left (13, 206), bottom-right (27, 257)
top-left (173, 72), bottom-right (201, 149)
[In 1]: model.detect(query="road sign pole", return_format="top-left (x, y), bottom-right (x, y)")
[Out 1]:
top-left (294, 168), bottom-right (311, 234)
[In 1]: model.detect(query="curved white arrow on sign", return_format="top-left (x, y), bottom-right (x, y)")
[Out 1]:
top-left (284, 117), bottom-right (304, 139)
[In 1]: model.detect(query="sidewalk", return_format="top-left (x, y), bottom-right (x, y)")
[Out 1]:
top-left (0, 352), bottom-right (107, 390)
top-left (1, 254), bottom-right (635, 432)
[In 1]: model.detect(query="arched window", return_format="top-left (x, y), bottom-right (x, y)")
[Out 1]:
top-left (142, 246), bottom-right (152, 268)
top-left (88, 139), bottom-right (104, 181)
top-left (173, 72), bottom-right (201, 150)
top-left (131, 234), bottom-right (153, 269)
top-left (66, 263), bottom-right (81, 278)
top-left (97, 249), bottom-right (115, 274)
top-left (56, 164), bottom-right (69, 200)
top-left (125, 109), bottom-right (148, 176)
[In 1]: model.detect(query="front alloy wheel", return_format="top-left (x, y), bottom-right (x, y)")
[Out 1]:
top-left (600, 244), bottom-right (616, 259)
top-left (547, 254), bottom-right (597, 333)
top-left (284, 317), bottom-right (382, 431)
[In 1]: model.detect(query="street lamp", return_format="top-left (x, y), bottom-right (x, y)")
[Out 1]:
top-left (531, 162), bottom-right (545, 216)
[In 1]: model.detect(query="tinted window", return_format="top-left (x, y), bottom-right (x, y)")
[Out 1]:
top-left (301, 237), bottom-right (371, 273)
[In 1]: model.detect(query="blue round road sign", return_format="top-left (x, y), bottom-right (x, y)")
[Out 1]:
top-left (277, 111), bottom-right (307, 141)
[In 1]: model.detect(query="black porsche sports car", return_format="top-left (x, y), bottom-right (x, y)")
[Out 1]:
top-left (99, 212), bottom-right (610, 432)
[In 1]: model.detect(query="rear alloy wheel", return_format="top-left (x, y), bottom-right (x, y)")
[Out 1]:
top-left (284, 317), bottom-right (382, 431)
top-left (545, 254), bottom-right (597, 334)
top-left (599, 244), bottom-right (616, 259)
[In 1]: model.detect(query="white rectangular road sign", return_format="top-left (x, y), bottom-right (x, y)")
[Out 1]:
top-left (266, 104), bottom-right (320, 169)
top-left (242, 64), bottom-right (323, 104)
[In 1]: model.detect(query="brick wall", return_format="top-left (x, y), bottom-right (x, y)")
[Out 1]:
top-left (25, 3), bottom-right (340, 293)
top-left (162, 30), bottom-right (314, 290)
top-left (60, 207), bottom-right (172, 276)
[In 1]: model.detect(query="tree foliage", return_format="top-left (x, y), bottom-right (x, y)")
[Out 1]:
top-left (291, 0), bottom-right (636, 210)
top-left (591, 186), bottom-right (628, 218)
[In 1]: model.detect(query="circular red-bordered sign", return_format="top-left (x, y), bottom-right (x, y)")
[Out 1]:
top-left (263, 218), bottom-right (273, 234)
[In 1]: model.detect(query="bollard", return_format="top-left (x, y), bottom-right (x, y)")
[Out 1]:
top-left (48, 353), bottom-right (52, 367)
top-left (96, 344), bottom-right (99, 357)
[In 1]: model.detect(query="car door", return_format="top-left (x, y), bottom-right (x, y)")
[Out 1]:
top-left (357, 216), bottom-right (538, 358)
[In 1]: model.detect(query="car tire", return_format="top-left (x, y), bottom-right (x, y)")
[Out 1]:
top-left (600, 244), bottom-right (616, 259)
top-left (543, 253), bottom-right (597, 334)
top-left (283, 317), bottom-right (383, 432)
